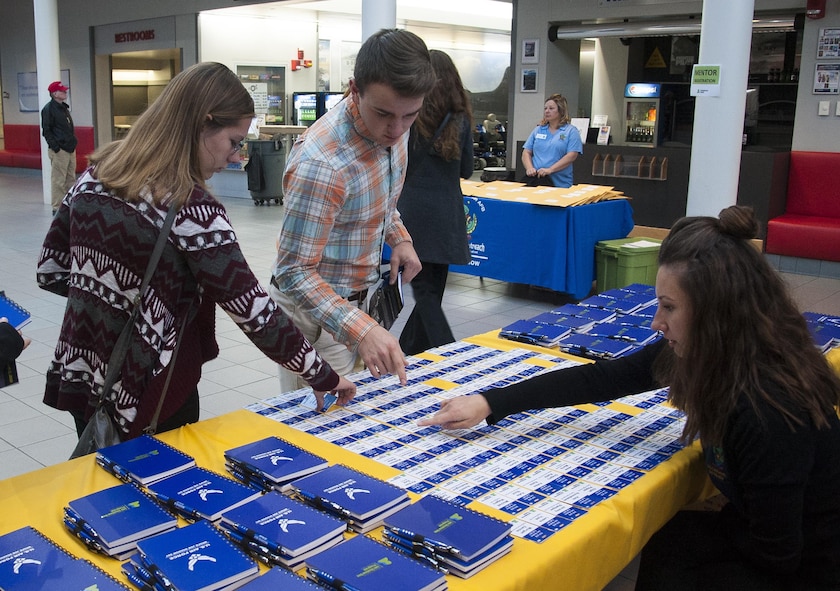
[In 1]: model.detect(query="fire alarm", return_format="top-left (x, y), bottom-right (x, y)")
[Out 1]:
top-left (806, 0), bottom-right (826, 19)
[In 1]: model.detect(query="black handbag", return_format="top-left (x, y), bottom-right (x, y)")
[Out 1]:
top-left (367, 113), bottom-right (450, 331)
top-left (70, 206), bottom-right (180, 459)
top-left (368, 270), bottom-right (404, 330)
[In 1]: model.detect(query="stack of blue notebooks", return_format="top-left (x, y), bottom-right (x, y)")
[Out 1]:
top-left (804, 312), bottom-right (840, 353)
top-left (63, 482), bottom-right (177, 559)
top-left (583, 321), bottom-right (662, 346)
top-left (145, 466), bottom-right (262, 522)
top-left (223, 435), bottom-right (329, 492)
top-left (498, 319), bottom-right (572, 347)
top-left (0, 526), bottom-right (131, 590)
top-left (306, 534), bottom-right (448, 591)
top-left (556, 332), bottom-right (640, 360)
top-left (551, 303), bottom-right (618, 324)
top-left (238, 566), bottom-right (328, 590)
top-left (288, 464), bottom-right (410, 533)
top-left (579, 286), bottom-right (657, 315)
top-left (95, 434), bottom-right (196, 486)
top-left (218, 491), bottom-right (347, 569)
top-left (499, 284), bottom-right (662, 359)
top-left (527, 311), bottom-right (602, 333)
top-left (382, 495), bottom-right (513, 578)
top-left (125, 520), bottom-right (259, 590)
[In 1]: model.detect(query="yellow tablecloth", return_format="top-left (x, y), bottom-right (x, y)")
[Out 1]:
top-left (827, 347), bottom-right (840, 375)
top-left (0, 336), bottom-right (717, 591)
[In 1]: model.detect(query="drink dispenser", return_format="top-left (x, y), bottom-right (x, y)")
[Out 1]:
top-left (623, 83), bottom-right (660, 147)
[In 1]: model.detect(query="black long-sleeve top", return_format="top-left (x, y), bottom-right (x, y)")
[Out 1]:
top-left (483, 339), bottom-right (665, 423)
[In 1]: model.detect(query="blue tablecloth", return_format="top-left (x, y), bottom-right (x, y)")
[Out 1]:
top-left (451, 196), bottom-right (635, 299)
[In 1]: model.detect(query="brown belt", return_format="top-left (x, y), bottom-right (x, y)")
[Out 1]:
top-left (269, 275), bottom-right (367, 303)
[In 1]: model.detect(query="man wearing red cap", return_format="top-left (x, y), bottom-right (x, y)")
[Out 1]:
top-left (41, 81), bottom-right (78, 213)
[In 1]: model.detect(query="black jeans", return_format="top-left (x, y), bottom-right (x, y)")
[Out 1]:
top-left (635, 510), bottom-right (809, 591)
top-left (399, 262), bottom-right (455, 355)
top-left (70, 387), bottom-right (200, 438)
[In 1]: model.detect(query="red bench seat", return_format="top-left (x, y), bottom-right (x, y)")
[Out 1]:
top-left (765, 151), bottom-right (840, 263)
top-left (0, 124), bottom-right (94, 173)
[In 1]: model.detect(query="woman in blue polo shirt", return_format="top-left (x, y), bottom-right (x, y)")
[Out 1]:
top-left (521, 93), bottom-right (583, 188)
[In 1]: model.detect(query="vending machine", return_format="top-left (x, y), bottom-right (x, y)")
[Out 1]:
top-left (623, 83), bottom-right (660, 147)
top-left (293, 92), bottom-right (345, 127)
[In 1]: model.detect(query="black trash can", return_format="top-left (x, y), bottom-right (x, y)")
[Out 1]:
top-left (244, 139), bottom-right (285, 205)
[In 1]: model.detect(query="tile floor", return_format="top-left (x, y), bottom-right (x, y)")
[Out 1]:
top-left (2, 165), bottom-right (840, 590)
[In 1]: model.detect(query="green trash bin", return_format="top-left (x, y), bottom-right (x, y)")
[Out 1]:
top-left (245, 139), bottom-right (285, 205)
top-left (596, 237), bottom-right (662, 292)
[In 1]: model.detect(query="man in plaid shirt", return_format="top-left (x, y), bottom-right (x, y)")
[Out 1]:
top-left (270, 29), bottom-right (437, 392)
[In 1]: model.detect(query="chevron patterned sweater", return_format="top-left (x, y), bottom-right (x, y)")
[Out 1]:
top-left (37, 169), bottom-right (339, 437)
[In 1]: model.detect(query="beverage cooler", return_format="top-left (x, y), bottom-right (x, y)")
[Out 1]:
top-left (623, 83), bottom-right (660, 147)
top-left (292, 92), bottom-right (345, 127)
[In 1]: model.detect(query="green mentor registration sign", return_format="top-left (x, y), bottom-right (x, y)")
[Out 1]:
top-left (690, 64), bottom-right (721, 97)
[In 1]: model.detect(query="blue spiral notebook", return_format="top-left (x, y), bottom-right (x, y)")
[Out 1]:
top-left (385, 527), bottom-right (513, 579)
top-left (224, 435), bottom-right (328, 491)
top-left (529, 311), bottom-right (597, 332)
top-left (146, 466), bottom-right (262, 522)
top-left (0, 526), bottom-right (131, 590)
top-left (557, 332), bottom-right (638, 359)
top-left (64, 482), bottom-right (177, 557)
top-left (135, 520), bottom-right (258, 591)
top-left (14, 559), bottom-right (133, 591)
top-left (0, 526), bottom-right (78, 584)
top-left (551, 303), bottom-right (617, 323)
top-left (499, 319), bottom-right (571, 347)
top-left (383, 494), bottom-right (512, 563)
top-left (95, 434), bottom-right (195, 486)
top-left (238, 566), bottom-right (327, 590)
top-left (306, 534), bottom-right (447, 591)
top-left (289, 464), bottom-right (410, 533)
top-left (584, 322), bottom-right (662, 345)
top-left (0, 291), bottom-right (31, 329)
top-left (219, 490), bottom-right (346, 563)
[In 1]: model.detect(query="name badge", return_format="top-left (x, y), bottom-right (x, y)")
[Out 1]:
top-left (536, 133), bottom-right (547, 140)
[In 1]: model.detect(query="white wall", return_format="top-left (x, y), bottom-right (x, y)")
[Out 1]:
top-left (199, 11), bottom-right (322, 98)
top-left (590, 38), bottom-right (629, 139)
top-left (792, 7), bottom-right (840, 151)
top-left (1, 0), bottom-right (41, 126)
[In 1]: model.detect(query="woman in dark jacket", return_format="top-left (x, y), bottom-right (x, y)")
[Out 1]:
top-left (398, 50), bottom-right (474, 355)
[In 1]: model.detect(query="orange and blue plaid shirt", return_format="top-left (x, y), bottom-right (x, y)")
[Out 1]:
top-left (272, 92), bottom-right (412, 349)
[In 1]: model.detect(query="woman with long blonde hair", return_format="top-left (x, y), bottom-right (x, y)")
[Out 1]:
top-left (38, 62), bottom-right (354, 444)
